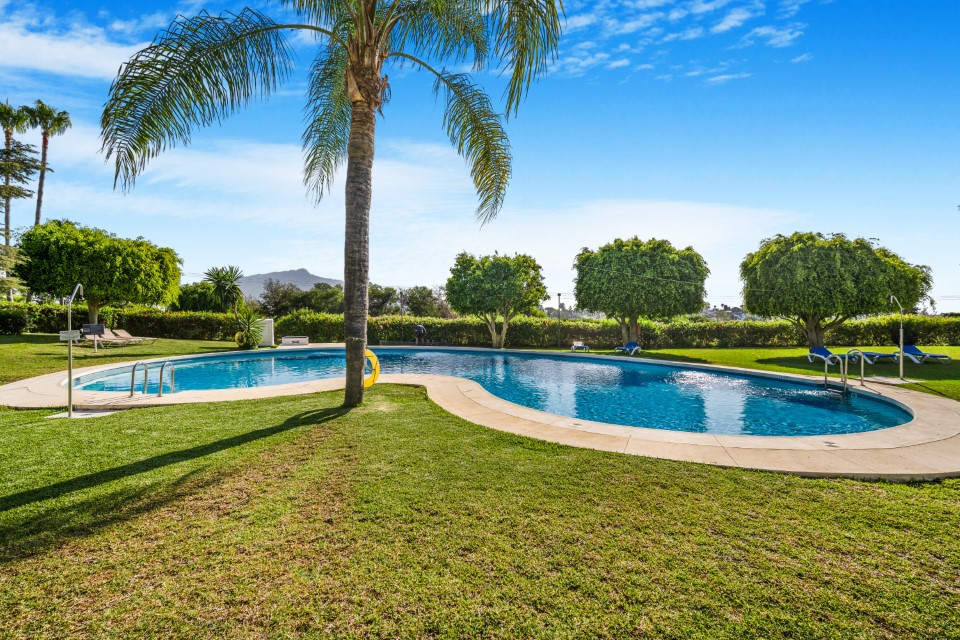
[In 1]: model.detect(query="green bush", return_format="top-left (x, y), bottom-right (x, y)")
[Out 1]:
top-left (276, 311), bottom-right (960, 349)
top-left (3, 303), bottom-right (958, 348)
top-left (0, 306), bottom-right (29, 334)
top-left (116, 309), bottom-right (236, 341)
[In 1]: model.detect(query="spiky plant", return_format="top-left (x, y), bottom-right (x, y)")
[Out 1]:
top-left (100, 0), bottom-right (563, 406)
top-left (203, 265), bottom-right (245, 320)
top-left (24, 100), bottom-right (72, 226)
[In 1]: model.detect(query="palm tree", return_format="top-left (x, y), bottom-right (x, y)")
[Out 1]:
top-left (0, 101), bottom-right (30, 246)
top-left (24, 100), bottom-right (72, 226)
top-left (100, 1), bottom-right (562, 406)
top-left (203, 265), bottom-right (245, 320)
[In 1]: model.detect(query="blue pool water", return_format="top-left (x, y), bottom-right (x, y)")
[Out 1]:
top-left (75, 348), bottom-right (911, 436)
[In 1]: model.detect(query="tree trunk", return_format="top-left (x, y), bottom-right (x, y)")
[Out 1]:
top-left (87, 301), bottom-right (100, 325)
top-left (628, 317), bottom-right (640, 343)
top-left (342, 100), bottom-right (376, 407)
top-left (802, 316), bottom-right (825, 348)
top-left (500, 315), bottom-right (510, 349)
top-left (3, 129), bottom-right (11, 247)
top-left (617, 317), bottom-right (628, 345)
top-left (34, 133), bottom-right (48, 226)
top-left (485, 316), bottom-right (501, 348)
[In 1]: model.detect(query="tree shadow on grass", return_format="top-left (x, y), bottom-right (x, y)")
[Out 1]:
top-left (633, 353), bottom-right (711, 365)
top-left (0, 406), bottom-right (348, 560)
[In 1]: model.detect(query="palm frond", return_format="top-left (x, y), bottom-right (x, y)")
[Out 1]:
top-left (282, 0), bottom-right (355, 28)
top-left (484, 0), bottom-right (562, 115)
top-left (302, 45), bottom-right (351, 201)
top-left (101, 9), bottom-right (296, 191)
top-left (431, 68), bottom-right (511, 223)
top-left (387, 0), bottom-right (489, 68)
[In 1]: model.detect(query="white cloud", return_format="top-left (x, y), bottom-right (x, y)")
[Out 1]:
top-left (0, 4), bottom-right (144, 80)
top-left (704, 72), bottom-right (752, 85)
top-left (711, 4), bottom-right (765, 34)
top-left (738, 24), bottom-right (805, 48)
top-left (606, 59), bottom-right (632, 69)
top-left (661, 26), bottom-right (706, 42)
top-left (779, 0), bottom-right (812, 19)
top-left (687, 0), bottom-right (735, 15)
top-left (791, 52), bottom-right (813, 63)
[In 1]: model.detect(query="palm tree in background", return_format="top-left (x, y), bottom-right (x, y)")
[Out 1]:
top-left (0, 101), bottom-right (30, 246)
top-left (100, 0), bottom-right (562, 406)
top-left (25, 100), bottom-right (72, 226)
top-left (203, 265), bottom-right (245, 320)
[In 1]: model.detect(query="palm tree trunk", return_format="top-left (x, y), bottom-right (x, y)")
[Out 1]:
top-left (342, 100), bottom-right (376, 407)
top-left (34, 133), bottom-right (48, 226)
top-left (3, 129), bottom-right (11, 247)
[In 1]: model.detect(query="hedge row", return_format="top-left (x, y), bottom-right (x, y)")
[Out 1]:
top-left (277, 311), bottom-right (960, 348)
top-left (3, 302), bottom-right (959, 347)
top-left (0, 303), bottom-right (236, 340)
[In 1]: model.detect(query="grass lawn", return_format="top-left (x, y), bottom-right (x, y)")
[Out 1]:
top-left (0, 339), bottom-right (959, 637)
top-left (0, 334), bottom-right (236, 386)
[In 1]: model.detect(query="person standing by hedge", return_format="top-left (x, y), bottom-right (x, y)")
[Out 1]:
top-left (415, 323), bottom-right (426, 346)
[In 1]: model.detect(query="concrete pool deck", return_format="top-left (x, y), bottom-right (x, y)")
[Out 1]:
top-left (1, 345), bottom-right (958, 481)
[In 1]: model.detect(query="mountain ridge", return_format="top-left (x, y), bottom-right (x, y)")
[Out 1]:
top-left (238, 268), bottom-right (342, 299)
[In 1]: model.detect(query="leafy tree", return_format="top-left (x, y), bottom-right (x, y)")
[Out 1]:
top-left (0, 141), bottom-right (40, 246)
top-left (24, 100), bottom-right (72, 226)
top-left (368, 283), bottom-right (399, 317)
top-left (171, 281), bottom-right (224, 312)
top-left (203, 265), bottom-right (245, 321)
top-left (446, 252), bottom-right (547, 348)
top-left (0, 244), bottom-right (23, 294)
top-left (740, 232), bottom-right (932, 348)
top-left (260, 279), bottom-right (344, 316)
top-left (0, 101), bottom-right (31, 246)
top-left (304, 282), bottom-right (344, 314)
top-left (16, 220), bottom-right (182, 323)
top-left (574, 238), bottom-right (709, 344)
top-left (100, 1), bottom-right (561, 406)
top-left (404, 285), bottom-right (451, 317)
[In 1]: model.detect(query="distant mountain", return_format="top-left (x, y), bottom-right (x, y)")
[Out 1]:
top-left (239, 268), bottom-right (342, 300)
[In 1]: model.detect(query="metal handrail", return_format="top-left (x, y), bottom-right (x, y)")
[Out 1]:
top-left (129, 362), bottom-right (148, 397)
top-left (158, 362), bottom-right (175, 397)
top-left (823, 354), bottom-right (842, 389)
top-left (843, 349), bottom-right (866, 392)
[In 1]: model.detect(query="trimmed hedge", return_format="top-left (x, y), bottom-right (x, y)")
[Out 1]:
top-left (116, 309), bottom-right (236, 341)
top-left (277, 311), bottom-right (960, 349)
top-left (0, 306), bottom-right (29, 335)
top-left (2, 302), bottom-right (959, 348)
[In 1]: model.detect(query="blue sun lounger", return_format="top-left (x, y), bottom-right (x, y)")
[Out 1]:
top-left (897, 345), bottom-right (952, 364)
top-left (614, 341), bottom-right (641, 355)
top-left (807, 346), bottom-right (857, 364)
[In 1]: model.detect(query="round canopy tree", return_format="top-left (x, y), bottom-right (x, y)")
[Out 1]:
top-left (16, 220), bottom-right (181, 323)
top-left (574, 238), bottom-right (709, 344)
top-left (446, 252), bottom-right (547, 348)
top-left (740, 232), bottom-right (932, 348)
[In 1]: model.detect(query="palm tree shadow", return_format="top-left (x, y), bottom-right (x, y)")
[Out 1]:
top-left (0, 407), bottom-right (347, 515)
top-left (0, 406), bottom-right (348, 560)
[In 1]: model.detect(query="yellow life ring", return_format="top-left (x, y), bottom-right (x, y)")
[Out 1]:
top-left (364, 349), bottom-right (380, 388)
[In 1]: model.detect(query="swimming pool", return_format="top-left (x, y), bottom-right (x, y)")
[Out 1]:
top-left (74, 348), bottom-right (911, 436)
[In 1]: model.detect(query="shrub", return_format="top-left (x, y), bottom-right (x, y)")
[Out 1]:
top-left (0, 306), bottom-right (29, 334)
top-left (116, 309), bottom-right (235, 341)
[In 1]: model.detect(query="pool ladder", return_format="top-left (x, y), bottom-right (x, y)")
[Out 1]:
top-left (840, 349), bottom-right (866, 393)
top-left (129, 361), bottom-right (176, 397)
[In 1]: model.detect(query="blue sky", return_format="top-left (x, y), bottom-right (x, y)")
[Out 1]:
top-left (1, 0), bottom-right (958, 311)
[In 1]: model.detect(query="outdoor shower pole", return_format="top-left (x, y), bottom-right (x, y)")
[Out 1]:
top-left (66, 283), bottom-right (83, 418)
top-left (890, 295), bottom-right (904, 380)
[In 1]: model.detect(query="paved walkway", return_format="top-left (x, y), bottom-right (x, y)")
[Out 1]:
top-left (1, 348), bottom-right (958, 481)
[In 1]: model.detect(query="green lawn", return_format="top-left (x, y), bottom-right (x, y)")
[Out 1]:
top-left (0, 334), bottom-right (236, 386)
top-left (1, 336), bottom-right (959, 636)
